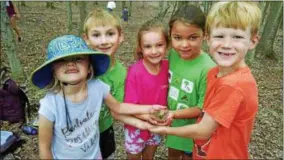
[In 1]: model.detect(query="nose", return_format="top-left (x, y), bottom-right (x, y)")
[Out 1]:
top-left (181, 39), bottom-right (190, 48)
top-left (100, 35), bottom-right (107, 44)
top-left (66, 61), bottom-right (76, 67)
top-left (151, 47), bottom-right (158, 55)
top-left (222, 37), bottom-right (232, 49)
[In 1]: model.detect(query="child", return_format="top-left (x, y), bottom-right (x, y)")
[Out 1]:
top-left (124, 19), bottom-right (170, 160)
top-left (165, 5), bottom-right (215, 159)
top-left (6, 1), bottom-right (22, 42)
top-left (149, 2), bottom-right (261, 159)
top-left (31, 35), bottom-right (165, 159)
top-left (83, 8), bottom-right (126, 159)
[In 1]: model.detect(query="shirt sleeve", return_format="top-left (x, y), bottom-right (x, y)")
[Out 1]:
top-left (38, 96), bottom-right (55, 122)
top-left (100, 81), bottom-right (111, 99)
top-left (205, 85), bottom-right (244, 128)
top-left (196, 68), bottom-right (210, 109)
top-left (124, 67), bottom-right (139, 104)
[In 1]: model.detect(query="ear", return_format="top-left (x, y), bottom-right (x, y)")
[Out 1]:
top-left (83, 33), bottom-right (90, 45)
top-left (249, 34), bottom-right (260, 50)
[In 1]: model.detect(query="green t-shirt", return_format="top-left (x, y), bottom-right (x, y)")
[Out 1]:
top-left (166, 49), bottom-right (215, 152)
top-left (98, 60), bottom-right (126, 132)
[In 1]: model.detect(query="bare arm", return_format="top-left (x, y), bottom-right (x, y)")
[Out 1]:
top-left (104, 93), bottom-right (165, 114)
top-left (172, 107), bottom-right (202, 119)
top-left (149, 112), bottom-right (219, 140)
top-left (38, 114), bottom-right (53, 159)
top-left (111, 112), bottom-right (153, 130)
top-left (11, 2), bottom-right (20, 18)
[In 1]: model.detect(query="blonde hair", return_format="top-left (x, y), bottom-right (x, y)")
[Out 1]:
top-left (83, 8), bottom-right (122, 35)
top-left (45, 59), bottom-right (94, 93)
top-left (134, 18), bottom-right (169, 60)
top-left (206, 2), bottom-right (261, 37)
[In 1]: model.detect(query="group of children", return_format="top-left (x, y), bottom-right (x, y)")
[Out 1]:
top-left (30, 2), bottom-right (261, 159)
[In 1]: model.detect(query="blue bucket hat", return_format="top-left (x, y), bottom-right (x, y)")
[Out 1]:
top-left (31, 35), bottom-right (110, 89)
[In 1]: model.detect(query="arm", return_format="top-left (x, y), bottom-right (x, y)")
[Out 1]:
top-left (11, 2), bottom-right (20, 19)
top-left (149, 112), bottom-right (219, 140)
top-left (172, 107), bottom-right (202, 119)
top-left (111, 112), bottom-right (153, 130)
top-left (104, 94), bottom-right (164, 114)
top-left (38, 114), bottom-right (53, 159)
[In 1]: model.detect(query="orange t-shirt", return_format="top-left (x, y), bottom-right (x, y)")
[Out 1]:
top-left (193, 66), bottom-right (258, 159)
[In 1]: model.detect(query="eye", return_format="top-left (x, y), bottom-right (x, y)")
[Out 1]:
top-left (107, 31), bottom-right (116, 36)
top-left (233, 35), bottom-right (244, 39)
top-left (213, 35), bottom-right (223, 39)
top-left (157, 43), bottom-right (165, 47)
top-left (189, 36), bottom-right (199, 40)
top-left (143, 44), bottom-right (151, 49)
top-left (92, 33), bottom-right (100, 37)
top-left (74, 57), bottom-right (85, 61)
top-left (172, 36), bottom-right (181, 40)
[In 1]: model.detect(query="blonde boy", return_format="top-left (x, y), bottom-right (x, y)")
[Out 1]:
top-left (83, 8), bottom-right (126, 159)
top-left (149, 2), bottom-right (261, 159)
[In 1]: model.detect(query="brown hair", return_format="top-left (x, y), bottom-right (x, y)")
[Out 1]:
top-left (134, 18), bottom-right (169, 60)
top-left (169, 5), bottom-right (206, 35)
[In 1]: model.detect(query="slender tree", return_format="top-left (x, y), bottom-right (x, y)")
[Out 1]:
top-left (0, 2), bottom-right (23, 79)
top-left (46, 2), bottom-right (55, 9)
top-left (129, 1), bottom-right (132, 17)
top-left (67, 2), bottom-right (73, 33)
top-left (78, 1), bottom-right (87, 35)
top-left (255, 2), bottom-right (283, 60)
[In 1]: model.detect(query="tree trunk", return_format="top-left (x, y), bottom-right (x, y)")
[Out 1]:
top-left (170, 1), bottom-right (178, 17)
top-left (121, 1), bottom-right (126, 9)
top-left (129, 1), bottom-right (132, 17)
top-left (255, 2), bottom-right (283, 60)
top-left (67, 2), bottom-right (73, 33)
top-left (21, 1), bottom-right (26, 6)
top-left (159, 1), bottom-right (164, 13)
top-left (0, 2), bottom-right (23, 79)
top-left (46, 2), bottom-right (55, 9)
top-left (78, 1), bottom-right (87, 35)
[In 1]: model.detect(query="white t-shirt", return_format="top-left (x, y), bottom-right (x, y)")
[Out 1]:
top-left (39, 79), bottom-right (110, 159)
top-left (107, 1), bottom-right (116, 9)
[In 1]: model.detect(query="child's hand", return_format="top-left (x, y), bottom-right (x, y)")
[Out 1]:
top-left (148, 110), bottom-right (173, 126)
top-left (149, 105), bottom-right (167, 114)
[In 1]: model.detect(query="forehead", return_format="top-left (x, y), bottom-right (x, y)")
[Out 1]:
top-left (210, 26), bottom-right (251, 35)
top-left (141, 30), bottom-right (165, 42)
top-left (171, 21), bottom-right (203, 35)
top-left (88, 25), bottom-right (119, 33)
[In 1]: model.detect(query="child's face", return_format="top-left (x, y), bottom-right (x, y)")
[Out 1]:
top-left (52, 55), bottom-right (90, 85)
top-left (84, 25), bottom-right (123, 56)
top-left (207, 26), bottom-right (259, 69)
top-left (170, 21), bottom-right (204, 60)
top-left (141, 30), bottom-right (167, 66)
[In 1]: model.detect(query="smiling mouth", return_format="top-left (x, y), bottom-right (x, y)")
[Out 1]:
top-left (218, 52), bottom-right (235, 56)
top-left (66, 69), bottom-right (79, 74)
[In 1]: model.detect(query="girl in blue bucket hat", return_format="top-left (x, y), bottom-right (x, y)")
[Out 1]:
top-left (31, 35), bottom-right (166, 159)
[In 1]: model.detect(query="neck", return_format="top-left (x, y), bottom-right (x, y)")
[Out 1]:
top-left (61, 81), bottom-right (88, 102)
top-left (217, 62), bottom-right (247, 78)
top-left (110, 57), bottom-right (116, 69)
top-left (142, 59), bottom-right (161, 75)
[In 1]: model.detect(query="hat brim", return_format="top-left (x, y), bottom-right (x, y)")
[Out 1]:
top-left (31, 51), bottom-right (110, 89)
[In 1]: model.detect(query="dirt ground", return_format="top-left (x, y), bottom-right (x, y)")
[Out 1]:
top-left (1, 2), bottom-right (283, 159)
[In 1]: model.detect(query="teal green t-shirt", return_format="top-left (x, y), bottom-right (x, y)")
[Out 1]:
top-left (166, 49), bottom-right (215, 152)
top-left (98, 60), bottom-right (126, 132)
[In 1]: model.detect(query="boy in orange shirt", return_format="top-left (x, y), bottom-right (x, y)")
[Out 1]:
top-left (149, 2), bottom-right (261, 159)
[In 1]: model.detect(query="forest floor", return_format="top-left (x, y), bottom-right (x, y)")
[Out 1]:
top-left (1, 2), bottom-right (283, 160)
